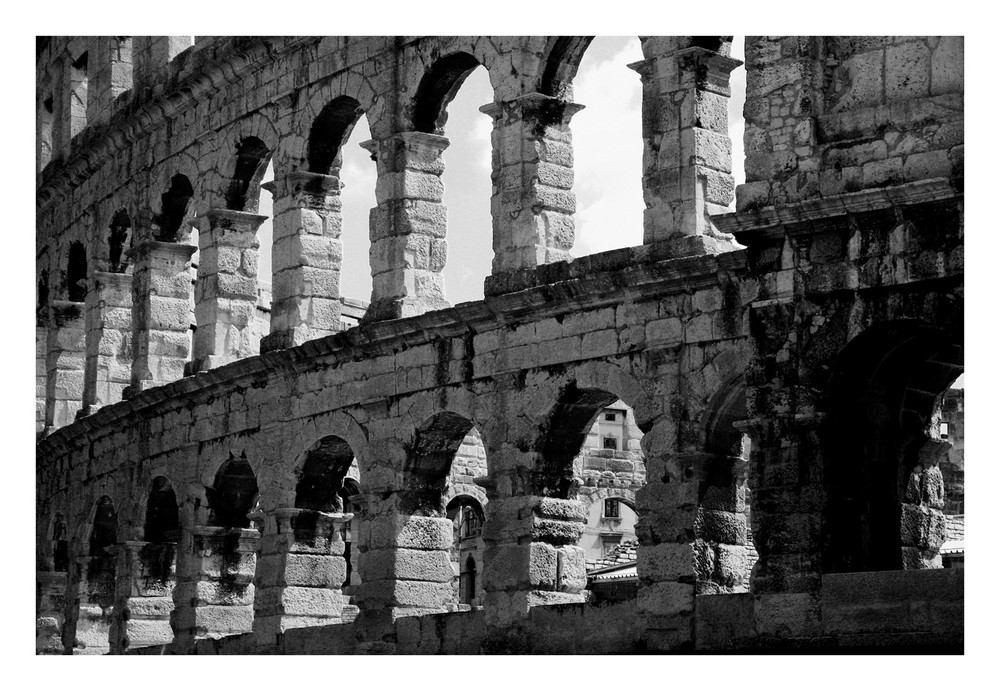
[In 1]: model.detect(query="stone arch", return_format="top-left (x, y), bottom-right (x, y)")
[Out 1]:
top-left (307, 96), bottom-right (365, 176)
top-left (824, 319), bottom-right (963, 573)
top-left (207, 452), bottom-right (259, 529)
top-left (529, 361), bottom-right (658, 497)
top-left (224, 136), bottom-right (272, 212)
top-left (154, 173), bottom-right (195, 242)
top-left (295, 72), bottom-right (380, 161)
top-left (143, 475), bottom-right (180, 543)
top-left (294, 435), bottom-right (358, 513)
top-left (85, 495), bottom-right (118, 608)
top-left (411, 51), bottom-right (483, 134)
top-left (66, 241), bottom-right (87, 302)
top-left (107, 208), bottom-right (131, 273)
top-left (537, 36), bottom-right (595, 98)
top-left (37, 266), bottom-right (49, 325)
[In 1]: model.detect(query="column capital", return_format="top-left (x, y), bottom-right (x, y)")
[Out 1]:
top-left (125, 239), bottom-right (197, 263)
top-left (193, 208), bottom-right (269, 234)
top-left (479, 92), bottom-right (585, 126)
top-left (361, 131), bottom-right (451, 166)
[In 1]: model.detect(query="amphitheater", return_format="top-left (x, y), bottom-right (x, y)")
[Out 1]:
top-left (35, 36), bottom-right (964, 654)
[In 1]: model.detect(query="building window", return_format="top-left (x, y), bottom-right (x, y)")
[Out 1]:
top-left (605, 412), bottom-right (616, 421)
top-left (460, 506), bottom-right (481, 539)
top-left (602, 536), bottom-right (622, 555)
top-left (602, 436), bottom-right (618, 450)
top-left (604, 499), bottom-right (620, 518)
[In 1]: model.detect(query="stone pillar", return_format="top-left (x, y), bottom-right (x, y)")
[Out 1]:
top-left (262, 171), bottom-right (344, 352)
top-left (132, 37), bottom-right (191, 87)
top-left (352, 491), bottom-right (455, 646)
top-left (479, 471), bottom-right (587, 640)
top-left (170, 526), bottom-right (259, 652)
top-left (36, 326), bottom-right (48, 435)
top-left (82, 271), bottom-right (132, 414)
top-left (36, 571), bottom-right (67, 654)
top-left (633, 451), bottom-right (704, 652)
top-left (190, 209), bottom-right (266, 371)
top-left (45, 300), bottom-right (86, 431)
top-left (109, 541), bottom-right (176, 654)
top-left (480, 93), bottom-right (584, 274)
top-left (690, 453), bottom-right (751, 594)
top-left (65, 554), bottom-right (116, 655)
top-left (252, 508), bottom-right (352, 649)
top-left (361, 132), bottom-right (451, 321)
top-left (901, 437), bottom-right (950, 569)
top-left (86, 37), bottom-right (132, 127)
top-left (127, 240), bottom-right (196, 395)
top-left (630, 40), bottom-right (741, 253)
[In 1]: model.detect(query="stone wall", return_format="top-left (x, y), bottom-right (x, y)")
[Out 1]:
top-left (37, 35), bottom-right (962, 655)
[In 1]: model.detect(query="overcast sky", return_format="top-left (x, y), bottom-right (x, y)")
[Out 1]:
top-left (257, 36), bottom-right (747, 306)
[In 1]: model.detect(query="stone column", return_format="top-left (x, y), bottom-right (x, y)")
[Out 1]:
top-left (109, 541), bottom-right (176, 654)
top-left (190, 209), bottom-right (266, 371)
top-left (252, 508), bottom-right (352, 649)
top-left (352, 491), bottom-right (455, 646)
top-left (170, 526), bottom-right (259, 652)
top-left (479, 470), bottom-right (587, 639)
top-left (82, 271), bottom-right (132, 414)
top-left (480, 93), bottom-right (584, 274)
top-left (36, 571), bottom-right (67, 654)
top-left (690, 453), bottom-right (751, 594)
top-left (361, 132), bottom-right (451, 321)
top-left (127, 240), bottom-right (196, 395)
top-left (630, 40), bottom-right (741, 253)
top-left (901, 437), bottom-right (950, 569)
top-left (45, 300), bottom-right (86, 431)
top-left (65, 553), bottom-right (116, 655)
top-left (262, 171), bottom-right (344, 352)
top-left (86, 36), bottom-right (132, 128)
top-left (36, 326), bottom-right (48, 435)
top-left (634, 451), bottom-right (702, 652)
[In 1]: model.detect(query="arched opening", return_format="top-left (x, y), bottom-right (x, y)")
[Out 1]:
top-left (87, 496), bottom-right (117, 610)
top-left (461, 554), bottom-right (477, 606)
top-left (37, 269), bottom-right (49, 325)
top-left (294, 435), bottom-right (356, 512)
top-left (225, 136), bottom-right (271, 212)
top-left (67, 242), bottom-right (87, 302)
top-left (209, 454), bottom-right (258, 529)
top-left (698, 376), bottom-right (754, 594)
top-left (446, 494), bottom-right (485, 606)
top-left (557, 37), bottom-right (645, 257)
top-left (305, 97), bottom-right (374, 316)
top-left (308, 96), bottom-right (364, 175)
top-left (825, 321), bottom-right (964, 573)
top-left (155, 173), bottom-right (194, 242)
top-left (412, 53), bottom-right (481, 135)
top-left (51, 512), bottom-right (68, 572)
top-left (108, 209), bottom-right (131, 273)
top-left (413, 53), bottom-right (493, 304)
top-left (339, 476), bottom-right (361, 589)
top-left (142, 476), bottom-right (179, 584)
top-left (38, 92), bottom-right (53, 171)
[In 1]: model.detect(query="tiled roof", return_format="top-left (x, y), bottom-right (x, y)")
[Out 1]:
top-left (586, 539), bottom-right (638, 572)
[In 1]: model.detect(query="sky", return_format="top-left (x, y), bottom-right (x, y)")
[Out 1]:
top-left (256, 36), bottom-right (748, 307)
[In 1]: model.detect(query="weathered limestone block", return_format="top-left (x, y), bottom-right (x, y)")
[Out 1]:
top-left (45, 300), bottom-right (87, 431)
top-left (36, 571), bottom-right (67, 654)
top-left (170, 526), bottom-right (259, 652)
top-left (263, 171), bottom-right (345, 351)
top-left (83, 271), bottom-right (132, 414)
top-left (252, 509), bottom-right (350, 649)
top-left (630, 41), bottom-right (741, 250)
top-left (127, 240), bottom-right (196, 394)
top-left (361, 132), bottom-right (453, 321)
top-left (111, 541), bottom-right (176, 653)
top-left (480, 93), bottom-right (584, 273)
top-left (191, 209), bottom-right (267, 371)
